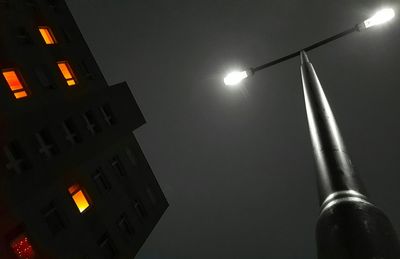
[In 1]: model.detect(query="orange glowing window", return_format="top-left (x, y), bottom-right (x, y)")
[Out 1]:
top-left (10, 234), bottom-right (35, 259)
top-left (39, 27), bottom-right (56, 44)
top-left (2, 69), bottom-right (28, 99)
top-left (57, 61), bottom-right (76, 86)
top-left (68, 184), bottom-right (90, 213)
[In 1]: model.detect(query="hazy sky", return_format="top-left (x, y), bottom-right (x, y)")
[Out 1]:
top-left (66, 1), bottom-right (400, 258)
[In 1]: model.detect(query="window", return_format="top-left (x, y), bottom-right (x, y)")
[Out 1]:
top-left (97, 233), bottom-right (117, 258)
top-left (146, 187), bottom-right (157, 205)
top-left (35, 129), bottom-right (58, 159)
top-left (133, 199), bottom-right (148, 220)
top-left (10, 234), bottom-right (35, 259)
top-left (39, 27), bottom-right (56, 44)
top-left (0, 0), bottom-right (10, 7)
top-left (125, 147), bottom-right (137, 167)
top-left (41, 202), bottom-right (64, 235)
top-left (57, 61), bottom-right (76, 86)
top-left (17, 28), bottom-right (32, 44)
top-left (34, 65), bottom-right (54, 89)
top-left (117, 213), bottom-right (135, 237)
top-left (4, 141), bottom-right (31, 174)
top-left (110, 156), bottom-right (126, 176)
top-left (47, 0), bottom-right (57, 7)
top-left (68, 184), bottom-right (90, 213)
top-left (2, 69), bottom-right (28, 99)
top-left (81, 60), bottom-right (93, 79)
top-left (100, 104), bottom-right (116, 125)
top-left (63, 118), bottom-right (82, 144)
top-left (61, 27), bottom-right (71, 42)
top-left (83, 110), bottom-right (101, 134)
top-left (25, 0), bottom-right (37, 7)
top-left (92, 168), bottom-right (111, 194)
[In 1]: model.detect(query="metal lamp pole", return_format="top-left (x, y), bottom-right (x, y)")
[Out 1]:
top-left (223, 8), bottom-right (400, 258)
top-left (300, 50), bottom-right (400, 259)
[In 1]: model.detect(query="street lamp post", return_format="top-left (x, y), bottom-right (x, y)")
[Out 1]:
top-left (301, 50), bottom-right (400, 259)
top-left (224, 8), bottom-right (400, 259)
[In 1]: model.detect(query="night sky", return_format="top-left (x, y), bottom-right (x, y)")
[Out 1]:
top-left (66, 1), bottom-right (400, 258)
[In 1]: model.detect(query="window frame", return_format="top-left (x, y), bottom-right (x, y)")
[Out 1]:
top-left (1, 68), bottom-right (29, 99)
top-left (57, 61), bottom-right (77, 86)
top-left (38, 26), bottom-right (57, 45)
top-left (68, 184), bottom-right (91, 214)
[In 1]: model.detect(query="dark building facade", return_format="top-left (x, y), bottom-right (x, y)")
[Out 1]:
top-left (0, 0), bottom-right (168, 258)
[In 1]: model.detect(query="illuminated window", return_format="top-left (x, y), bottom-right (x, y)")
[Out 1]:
top-left (57, 61), bottom-right (77, 86)
top-left (10, 234), bottom-right (35, 259)
top-left (38, 26), bottom-right (56, 44)
top-left (2, 69), bottom-right (28, 99)
top-left (68, 184), bottom-right (90, 213)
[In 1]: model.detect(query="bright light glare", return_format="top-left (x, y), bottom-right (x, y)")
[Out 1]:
top-left (364, 8), bottom-right (395, 28)
top-left (224, 71), bottom-right (248, 86)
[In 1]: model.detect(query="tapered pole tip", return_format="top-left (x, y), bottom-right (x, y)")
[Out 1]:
top-left (300, 50), bottom-right (310, 65)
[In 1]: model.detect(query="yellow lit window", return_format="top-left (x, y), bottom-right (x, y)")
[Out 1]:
top-left (57, 61), bottom-right (77, 86)
top-left (2, 69), bottom-right (28, 99)
top-left (38, 27), bottom-right (56, 45)
top-left (68, 184), bottom-right (90, 213)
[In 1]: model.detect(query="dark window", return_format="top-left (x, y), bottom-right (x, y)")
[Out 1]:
top-left (34, 65), bottom-right (54, 89)
top-left (117, 213), bottom-right (135, 237)
top-left (41, 202), bottom-right (64, 235)
top-left (46, 0), bottom-right (57, 7)
top-left (17, 28), bottom-right (32, 44)
top-left (60, 27), bottom-right (71, 42)
top-left (110, 156), bottom-right (126, 176)
top-left (125, 147), bottom-right (137, 167)
top-left (97, 233), bottom-right (117, 258)
top-left (81, 60), bottom-right (93, 79)
top-left (0, 0), bottom-right (10, 7)
top-left (100, 104), bottom-right (116, 125)
top-left (35, 129), bottom-right (59, 159)
top-left (63, 118), bottom-right (82, 144)
top-left (83, 110), bottom-right (101, 135)
top-left (92, 168), bottom-right (111, 194)
top-left (4, 141), bottom-right (31, 174)
top-left (25, 0), bottom-right (36, 7)
top-left (146, 187), bottom-right (157, 205)
top-left (133, 199), bottom-right (148, 220)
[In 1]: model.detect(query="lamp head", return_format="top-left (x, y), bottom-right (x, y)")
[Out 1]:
top-left (363, 8), bottom-right (395, 28)
top-left (223, 70), bottom-right (249, 87)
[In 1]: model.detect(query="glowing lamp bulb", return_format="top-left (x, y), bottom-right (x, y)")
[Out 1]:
top-left (364, 8), bottom-right (395, 28)
top-left (224, 70), bottom-right (248, 86)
